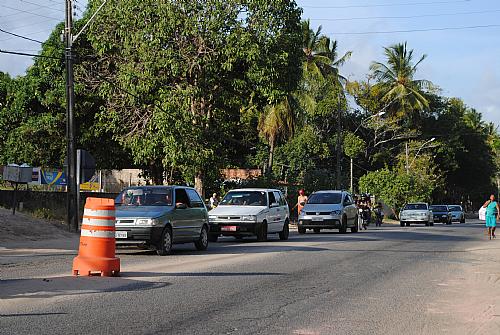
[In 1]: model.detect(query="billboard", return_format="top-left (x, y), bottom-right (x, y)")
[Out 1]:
top-left (41, 169), bottom-right (67, 186)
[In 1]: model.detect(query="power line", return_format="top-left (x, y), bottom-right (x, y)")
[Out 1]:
top-left (328, 24), bottom-right (500, 35)
top-left (302, 0), bottom-right (471, 9)
top-left (311, 9), bottom-right (500, 21)
top-left (0, 27), bottom-right (55, 43)
top-left (0, 49), bottom-right (61, 59)
top-left (0, 4), bottom-right (62, 21)
top-left (18, 0), bottom-right (63, 12)
top-left (0, 27), bottom-right (43, 43)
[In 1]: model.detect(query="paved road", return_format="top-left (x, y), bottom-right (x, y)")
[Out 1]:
top-left (1, 222), bottom-right (500, 335)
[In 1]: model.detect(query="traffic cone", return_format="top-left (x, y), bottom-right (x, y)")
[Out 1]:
top-left (73, 197), bottom-right (120, 277)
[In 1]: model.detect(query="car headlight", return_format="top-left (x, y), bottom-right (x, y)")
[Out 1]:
top-left (209, 215), bottom-right (217, 221)
top-left (241, 215), bottom-right (257, 222)
top-left (331, 210), bottom-right (342, 215)
top-left (136, 218), bottom-right (161, 226)
top-left (419, 213), bottom-right (428, 217)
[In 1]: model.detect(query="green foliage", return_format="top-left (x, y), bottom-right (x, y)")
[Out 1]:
top-left (343, 132), bottom-right (366, 158)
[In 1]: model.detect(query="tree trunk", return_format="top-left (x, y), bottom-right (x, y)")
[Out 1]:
top-left (267, 139), bottom-right (275, 175)
top-left (194, 170), bottom-right (205, 199)
top-left (150, 164), bottom-right (164, 185)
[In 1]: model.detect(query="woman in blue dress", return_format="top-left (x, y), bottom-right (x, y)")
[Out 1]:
top-left (482, 194), bottom-right (500, 239)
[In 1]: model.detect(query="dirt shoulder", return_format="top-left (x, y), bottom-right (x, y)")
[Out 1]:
top-left (0, 207), bottom-right (75, 244)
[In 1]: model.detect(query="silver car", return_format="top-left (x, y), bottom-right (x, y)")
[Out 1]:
top-left (448, 205), bottom-right (465, 223)
top-left (297, 191), bottom-right (358, 234)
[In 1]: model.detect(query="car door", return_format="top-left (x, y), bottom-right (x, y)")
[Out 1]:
top-left (343, 193), bottom-right (356, 225)
top-left (172, 188), bottom-right (194, 241)
top-left (267, 191), bottom-right (281, 233)
top-left (186, 188), bottom-right (208, 238)
top-left (273, 191), bottom-right (287, 231)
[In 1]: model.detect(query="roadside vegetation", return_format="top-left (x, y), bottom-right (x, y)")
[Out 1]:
top-left (0, 0), bottom-right (498, 214)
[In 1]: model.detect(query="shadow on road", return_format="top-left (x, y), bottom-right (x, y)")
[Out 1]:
top-left (0, 312), bottom-right (68, 317)
top-left (122, 271), bottom-right (285, 278)
top-left (0, 276), bottom-right (170, 300)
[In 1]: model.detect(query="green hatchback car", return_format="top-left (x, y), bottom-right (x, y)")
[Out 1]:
top-left (114, 186), bottom-right (209, 255)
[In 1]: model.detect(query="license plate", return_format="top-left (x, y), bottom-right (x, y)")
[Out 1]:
top-left (312, 216), bottom-right (323, 222)
top-left (115, 231), bottom-right (127, 239)
top-left (221, 226), bottom-right (237, 232)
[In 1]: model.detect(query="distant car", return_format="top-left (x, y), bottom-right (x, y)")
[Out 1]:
top-left (430, 205), bottom-right (452, 225)
top-left (208, 188), bottom-right (290, 242)
top-left (114, 186), bottom-right (210, 256)
top-left (297, 190), bottom-right (358, 234)
top-left (448, 205), bottom-right (465, 223)
top-left (399, 203), bottom-right (433, 227)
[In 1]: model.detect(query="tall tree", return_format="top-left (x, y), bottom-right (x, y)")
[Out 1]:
top-left (87, 0), bottom-right (303, 196)
top-left (370, 42), bottom-right (432, 118)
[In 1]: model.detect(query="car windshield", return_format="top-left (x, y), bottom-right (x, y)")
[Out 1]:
top-left (448, 205), bottom-right (462, 211)
top-left (404, 204), bottom-right (427, 210)
top-left (220, 191), bottom-right (267, 206)
top-left (430, 205), bottom-right (448, 212)
top-left (115, 187), bottom-right (173, 207)
top-left (308, 193), bottom-right (342, 204)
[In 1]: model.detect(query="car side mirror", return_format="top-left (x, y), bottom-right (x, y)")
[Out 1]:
top-left (175, 203), bottom-right (187, 210)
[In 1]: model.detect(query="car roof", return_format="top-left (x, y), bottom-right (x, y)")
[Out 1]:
top-left (406, 202), bottom-right (428, 205)
top-left (122, 185), bottom-right (192, 189)
top-left (313, 190), bottom-right (344, 194)
top-left (230, 188), bottom-right (281, 192)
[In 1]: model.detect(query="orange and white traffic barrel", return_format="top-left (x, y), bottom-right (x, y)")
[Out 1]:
top-left (72, 197), bottom-right (120, 277)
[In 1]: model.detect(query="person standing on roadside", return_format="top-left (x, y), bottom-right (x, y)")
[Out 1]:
top-left (292, 189), bottom-right (308, 220)
top-left (482, 194), bottom-right (500, 239)
top-left (209, 193), bottom-right (219, 209)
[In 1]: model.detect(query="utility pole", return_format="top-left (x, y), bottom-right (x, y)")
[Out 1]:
top-left (336, 89), bottom-right (342, 190)
top-left (65, 0), bottom-right (78, 232)
top-left (405, 142), bottom-right (409, 174)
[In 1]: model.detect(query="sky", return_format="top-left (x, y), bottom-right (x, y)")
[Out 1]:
top-left (0, 0), bottom-right (499, 126)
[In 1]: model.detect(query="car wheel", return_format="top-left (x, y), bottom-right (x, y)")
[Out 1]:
top-left (194, 225), bottom-right (209, 251)
top-left (256, 222), bottom-right (267, 242)
top-left (400, 221), bottom-right (405, 227)
top-left (208, 234), bottom-right (219, 243)
top-left (461, 217), bottom-right (466, 224)
top-left (351, 216), bottom-right (359, 233)
top-left (339, 216), bottom-right (347, 234)
top-left (298, 226), bottom-right (306, 234)
top-left (429, 221), bottom-right (434, 226)
top-left (157, 226), bottom-right (173, 256)
top-left (405, 222), bottom-right (410, 227)
top-left (279, 221), bottom-right (289, 240)
top-left (446, 219), bottom-right (452, 225)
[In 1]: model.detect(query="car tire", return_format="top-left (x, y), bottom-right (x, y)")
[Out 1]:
top-left (351, 216), bottom-right (359, 233)
top-left (400, 221), bottom-right (405, 227)
top-left (194, 225), bottom-right (209, 251)
top-left (405, 222), bottom-right (410, 227)
top-left (256, 222), bottom-right (267, 242)
top-left (339, 216), bottom-right (347, 234)
top-left (279, 221), bottom-right (289, 240)
top-left (446, 219), bottom-right (452, 225)
top-left (298, 226), bottom-right (306, 234)
top-left (208, 234), bottom-right (219, 243)
top-left (157, 226), bottom-right (173, 256)
top-left (429, 221), bottom-right (434, 226)
top-left (461, 217), bottom-right (466, 224)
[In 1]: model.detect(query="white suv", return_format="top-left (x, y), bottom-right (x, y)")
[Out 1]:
top-left (208, 188), bottom-right (290, 242)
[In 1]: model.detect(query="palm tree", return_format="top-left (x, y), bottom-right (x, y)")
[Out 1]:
top-left (301, 20), bottom-right (352, 84)
top-left (258, 97), bottom-right (297, 172)
top-left (370, 42), bottom-right (432, 117)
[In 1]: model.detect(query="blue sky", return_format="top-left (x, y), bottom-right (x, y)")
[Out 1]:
top-left (0, 0), bottom-right (499, 125)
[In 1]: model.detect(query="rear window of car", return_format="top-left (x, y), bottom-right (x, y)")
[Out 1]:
top-left (308, 193), bottom-right (342, 204)
top-left (448, 206), bottom-right (462, 211)
top-left (430, 205), bottom-right (448, 212)
top-left (403, 204), bottom-right (427, 210)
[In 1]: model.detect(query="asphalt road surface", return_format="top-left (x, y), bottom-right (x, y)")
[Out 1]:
top-left (2, 222), bottom-right (500, 335)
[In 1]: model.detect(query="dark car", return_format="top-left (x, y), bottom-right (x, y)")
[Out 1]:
top-left (430, 205), bottom-right (452, 225)
top-left (114, 186), bottom-right (209, 255)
